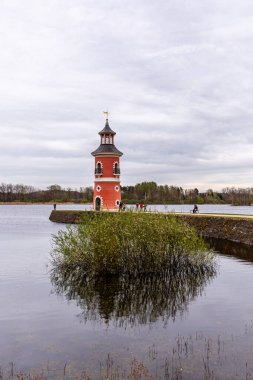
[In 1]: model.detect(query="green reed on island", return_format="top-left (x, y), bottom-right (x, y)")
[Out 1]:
top-left (52, 212), bottom-right (215, 275)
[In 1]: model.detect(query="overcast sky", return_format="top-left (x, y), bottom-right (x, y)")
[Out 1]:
top-left (0, 0), bottom-right (253, 191)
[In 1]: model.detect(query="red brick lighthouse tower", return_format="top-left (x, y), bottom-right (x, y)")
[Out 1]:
top-left (91, 114), bottom-right (123, 211)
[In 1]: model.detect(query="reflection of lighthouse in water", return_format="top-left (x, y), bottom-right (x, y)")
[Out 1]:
top-left (91, 115), bottom-right (123, 211)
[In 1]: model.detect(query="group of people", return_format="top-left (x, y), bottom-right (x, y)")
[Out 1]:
top-left (118, 202), bottom-right (147, 212)
top-left (135, 202), bottom-right (147, 211)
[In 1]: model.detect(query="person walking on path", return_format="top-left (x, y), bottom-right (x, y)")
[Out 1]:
top-left (192, 204), bottom-right (199, 213)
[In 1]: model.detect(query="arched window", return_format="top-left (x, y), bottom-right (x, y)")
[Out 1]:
top-left (96, 162), bottom-right (102, 175)
top-left (113, 162), bottom-right (120, 175)
top-left (95, 197), bottom-right (102, 211)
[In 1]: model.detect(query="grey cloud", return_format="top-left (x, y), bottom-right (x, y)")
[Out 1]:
top-left (0, 0), bottom-right (253, 190)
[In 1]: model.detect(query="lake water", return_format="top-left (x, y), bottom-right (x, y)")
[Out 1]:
top-left (0, 204), bottom-right (253, 379)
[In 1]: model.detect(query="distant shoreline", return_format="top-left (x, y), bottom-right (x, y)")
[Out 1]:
top-left (0, 202), bottom-right (252, 206)
top-left (0, 202), bottom-right (90, 205)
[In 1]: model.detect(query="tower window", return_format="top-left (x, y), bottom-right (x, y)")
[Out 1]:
top-left (95, 162), bottom-right (102, 175)
top-left (113, 162), bottom-right (120, 175)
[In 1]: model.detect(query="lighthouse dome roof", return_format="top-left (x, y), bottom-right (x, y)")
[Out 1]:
top-left (99, 119), bottom-right (116, 135)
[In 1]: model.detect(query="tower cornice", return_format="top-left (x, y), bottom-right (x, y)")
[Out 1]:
top-left (91, 144), bottom-right (123, 157)
top-left (94, 178), bottom-right (121, 183)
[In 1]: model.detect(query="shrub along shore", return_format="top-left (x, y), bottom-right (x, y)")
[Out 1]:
top-left (51, 212), bottom-right (215, 276)
top-left (50, 210), bottom-right (253, 246)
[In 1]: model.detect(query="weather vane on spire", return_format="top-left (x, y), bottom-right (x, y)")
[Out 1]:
top-left (103, 110), bottom-right (110, 120)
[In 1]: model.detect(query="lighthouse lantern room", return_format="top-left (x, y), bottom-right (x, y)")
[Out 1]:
top-left (91, 115), bottom-right (123, 211)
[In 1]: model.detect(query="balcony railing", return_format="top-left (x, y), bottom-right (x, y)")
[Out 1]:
top-left (113, 168), bottom-right (121, 175)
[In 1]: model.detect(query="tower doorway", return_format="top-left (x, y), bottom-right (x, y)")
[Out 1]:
top-left (95, 197), bottom-right (101, 211)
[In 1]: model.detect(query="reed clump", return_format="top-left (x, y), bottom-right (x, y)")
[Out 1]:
top-left (52, 212), bottom-right (214, 275)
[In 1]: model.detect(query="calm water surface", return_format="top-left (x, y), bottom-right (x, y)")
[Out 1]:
top-left (0, 204), bottom-right (253, 379)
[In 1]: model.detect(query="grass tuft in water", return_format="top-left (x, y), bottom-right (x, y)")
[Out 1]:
top-left (52, 212), bottom-right (215, 275)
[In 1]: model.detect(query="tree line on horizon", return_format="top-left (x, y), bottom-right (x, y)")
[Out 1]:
top-left (0, 182), bottom-right (252, 206)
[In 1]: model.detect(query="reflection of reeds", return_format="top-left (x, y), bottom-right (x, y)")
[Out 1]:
top-left (51, 266), bottom-right (216, 326)
top-left (3, 328), bottom-right (253, 379)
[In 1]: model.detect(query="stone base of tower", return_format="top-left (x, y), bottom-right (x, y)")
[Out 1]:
top-left (93, 181), bottom-right (121, 211)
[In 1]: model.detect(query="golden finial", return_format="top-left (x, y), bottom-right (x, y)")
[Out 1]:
top-left (103, 110), bottom-right (109, 120)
